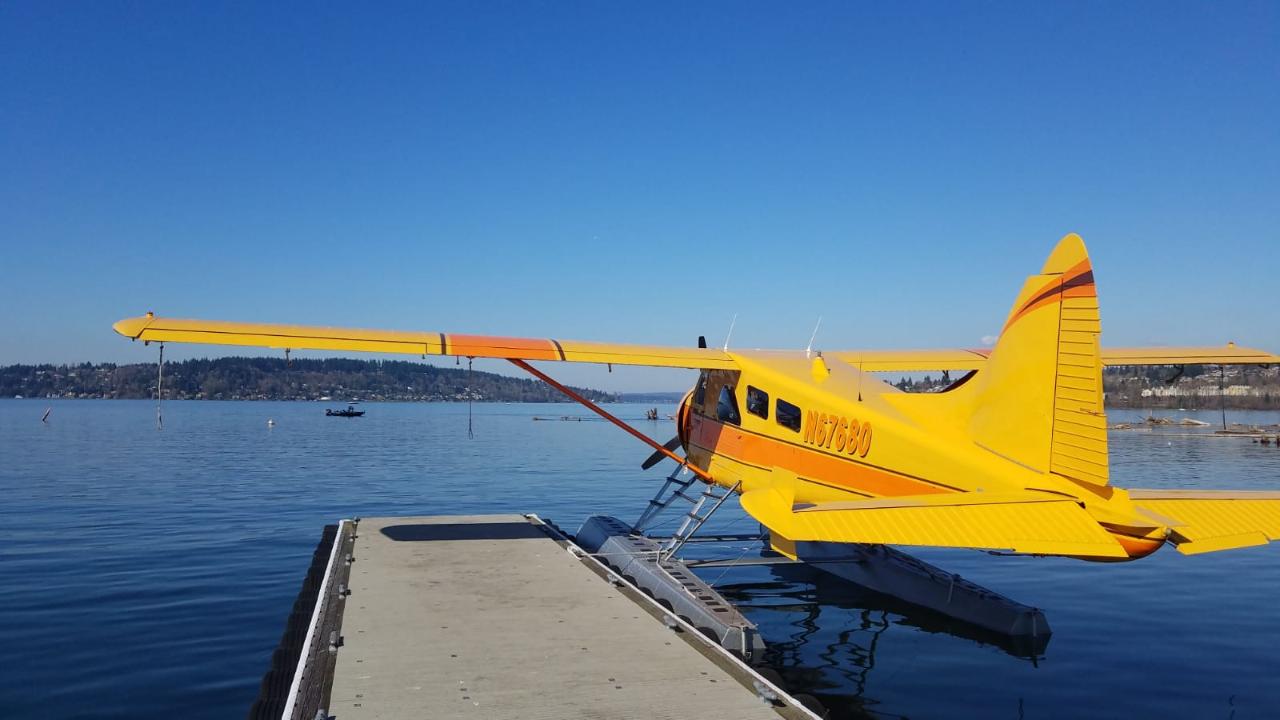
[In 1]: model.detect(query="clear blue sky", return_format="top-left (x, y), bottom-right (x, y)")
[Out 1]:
top-left (2, 2), bottom-right (1276, 392)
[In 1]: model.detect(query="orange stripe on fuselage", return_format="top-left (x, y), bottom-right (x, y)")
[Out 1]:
top-left (689, 414), bottom-right (953, 497)
top-left (443, 334), bottom-right (561, 360)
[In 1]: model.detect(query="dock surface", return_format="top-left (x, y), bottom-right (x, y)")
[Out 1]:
top-left (330, 514), bottom-right (790, 719)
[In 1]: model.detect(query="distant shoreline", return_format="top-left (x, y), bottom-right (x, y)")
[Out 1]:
top-left (5, 392), bottom-right (1274, 409)
top-left (6, 358), bottom-right (1280, 409)
top-left (0, 357), bottom-right (622, 404)
top-left (1, 396), bottom-right (668, 403)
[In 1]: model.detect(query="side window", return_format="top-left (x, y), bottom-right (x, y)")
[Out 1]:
top-left (693, 372), bottom-right (708, 408)
top-left (776, 399), bottom-right (802, 432)
top-left (716, 385), bottom-right (741, 425)
top-left (746, 386), bottom-right (769, 419)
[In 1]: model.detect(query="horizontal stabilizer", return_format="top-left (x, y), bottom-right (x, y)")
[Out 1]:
top-left (1172, 532), bottom-right (1269, 556)
top-left (741, 489), bottom-right (1129, 559)
top-left (1131, 489), bottom-right (1280, 556)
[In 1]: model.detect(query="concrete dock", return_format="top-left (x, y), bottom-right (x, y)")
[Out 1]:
top-left (306, 514), bottom-right (816, 720)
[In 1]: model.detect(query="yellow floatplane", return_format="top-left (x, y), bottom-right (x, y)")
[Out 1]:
top-left (114, 235), bottom-right (1279, 636)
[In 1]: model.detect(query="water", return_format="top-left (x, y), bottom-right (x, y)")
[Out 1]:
top-left (2, 400), bottom-right (1279, 719)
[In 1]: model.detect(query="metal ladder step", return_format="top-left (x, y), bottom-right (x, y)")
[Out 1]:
top-left (633, 467), bottom-right (701, 532)
top-left (660, 481), bottom-right (741, 561)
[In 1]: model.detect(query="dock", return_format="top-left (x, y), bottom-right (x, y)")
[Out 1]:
top-left (258, 514), bottom-right (821, 720)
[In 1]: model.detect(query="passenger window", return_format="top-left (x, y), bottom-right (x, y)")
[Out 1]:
top-left (776, 399), bottom-right (802, 432)
top-left (746, 386), bottom-right (769, 419)
top-left (716, 385), bottom-right (741, 425)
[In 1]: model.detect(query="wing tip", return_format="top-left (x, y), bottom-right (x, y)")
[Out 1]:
top-left (113, 312), bottom-right (154, 339)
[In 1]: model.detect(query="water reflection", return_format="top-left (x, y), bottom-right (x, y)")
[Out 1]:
top-left (710, 558), bottom-right (1048, 719)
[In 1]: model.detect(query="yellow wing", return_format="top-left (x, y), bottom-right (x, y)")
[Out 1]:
top-left (112, 314), bottom-right (736, 370)
top-left (740, 488), bottom-right (1130, 559)
top-left (1099, 345), bottom-right (1280, 366)
top-left (116, 315), bottom-right (1275, 373)
top-left (1130, 489), bottom-right (1280, 556)
top-left (832, 344), bottom-right (1279, 372)
top-left (831, 349), bottom-right (994, 372)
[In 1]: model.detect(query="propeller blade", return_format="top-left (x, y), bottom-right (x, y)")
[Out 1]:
top-left (641, 435), bottom-right (683, 470)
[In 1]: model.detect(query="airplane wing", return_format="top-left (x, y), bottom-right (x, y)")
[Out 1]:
top-left (740, 488), bottom-right (1131, 559)
top-left (112, 314), bottom-right (737, 370)
top-left (1099, 346), bottom-right (1280, 366)
top-left (833, 344), bottom-right (1280, 372)
top-left (115, 316), bottom-right (1276, 373)
top-left (1130, 489), bottom-right (1280, 555)
top-left (832, 349), bottom-right (993, 372)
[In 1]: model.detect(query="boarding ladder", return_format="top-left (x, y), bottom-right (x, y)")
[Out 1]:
top-left (633, 467), bottom-right (702, 533)
top-left (632, 465), bottom-right (742, 559)
top-left (660, 480), bottom-right (740, 560)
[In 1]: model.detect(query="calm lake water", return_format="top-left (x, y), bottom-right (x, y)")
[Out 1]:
top-left (3, 400), bottom-right (1279, 719)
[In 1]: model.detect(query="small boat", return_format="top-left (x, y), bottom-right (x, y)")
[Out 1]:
top-left (326, 405), bottom-right (365, 418)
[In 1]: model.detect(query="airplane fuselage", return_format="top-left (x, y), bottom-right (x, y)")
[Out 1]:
top-left (676, 351), bottom-right (1166, 561)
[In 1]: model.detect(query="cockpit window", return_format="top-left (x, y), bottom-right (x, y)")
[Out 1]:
top-left (746, 386), bottom-right (769, 419)
top-left (693, 372), bottom-right (708, 407)
top-left (716, 385), bottom-right (741, 425)
top-left (776, 399), bottom-right (802, 432)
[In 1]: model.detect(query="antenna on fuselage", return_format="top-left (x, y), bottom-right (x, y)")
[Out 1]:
top-left (722, 314), bottom-right (738, 351)
top-left (805, 317), bottom-right (823, 359)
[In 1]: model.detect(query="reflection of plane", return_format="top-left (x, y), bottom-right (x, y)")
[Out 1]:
top-left (731, 559), bottom-right (1051, 657)
top-left (715, 563), bottom-right (1000, 720)
top-left (732, 582), bottom-right (892, 720)
top-left (113, 234), bottom-right (1280, 621)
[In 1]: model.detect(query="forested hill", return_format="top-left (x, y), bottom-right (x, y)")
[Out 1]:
top-left (0, 357), bottom-right (619, 403)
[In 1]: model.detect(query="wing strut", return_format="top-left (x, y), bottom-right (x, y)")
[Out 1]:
top-left (507, 359), bottom-right (712, 482)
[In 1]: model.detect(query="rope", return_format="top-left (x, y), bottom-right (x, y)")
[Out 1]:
top-left (155, 343), bottom-right (165, 431)
top-left (704, 529), bottom-right (767, 589)
top-left (1219, 363), bottom-right (1228, 430)
top-left (467, 357), bottom-right (474, 439)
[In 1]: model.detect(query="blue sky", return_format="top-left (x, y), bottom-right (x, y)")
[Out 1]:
top-left (2, 2), bottom-right (1277, 391)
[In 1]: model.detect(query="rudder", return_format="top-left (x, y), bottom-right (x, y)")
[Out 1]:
top-left (966, 234), bottom-right (1109, 488)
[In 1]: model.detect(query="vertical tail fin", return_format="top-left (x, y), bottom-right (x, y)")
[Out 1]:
top-left (967, 234), bottom-right (1109, 488)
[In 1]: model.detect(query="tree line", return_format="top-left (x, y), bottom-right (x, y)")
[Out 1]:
top-left (889, 365), bottom-right (1280, 410)
top-left (0, 357), bottom-right (619, 403)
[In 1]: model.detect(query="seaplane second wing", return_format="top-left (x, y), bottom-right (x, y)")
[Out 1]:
top-left (112, 314), bottom-right (738, 370)
top-left (1098, 345), bottom-right (1280, 366)
top-left (834, 344), bottom-right (1280, 373)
